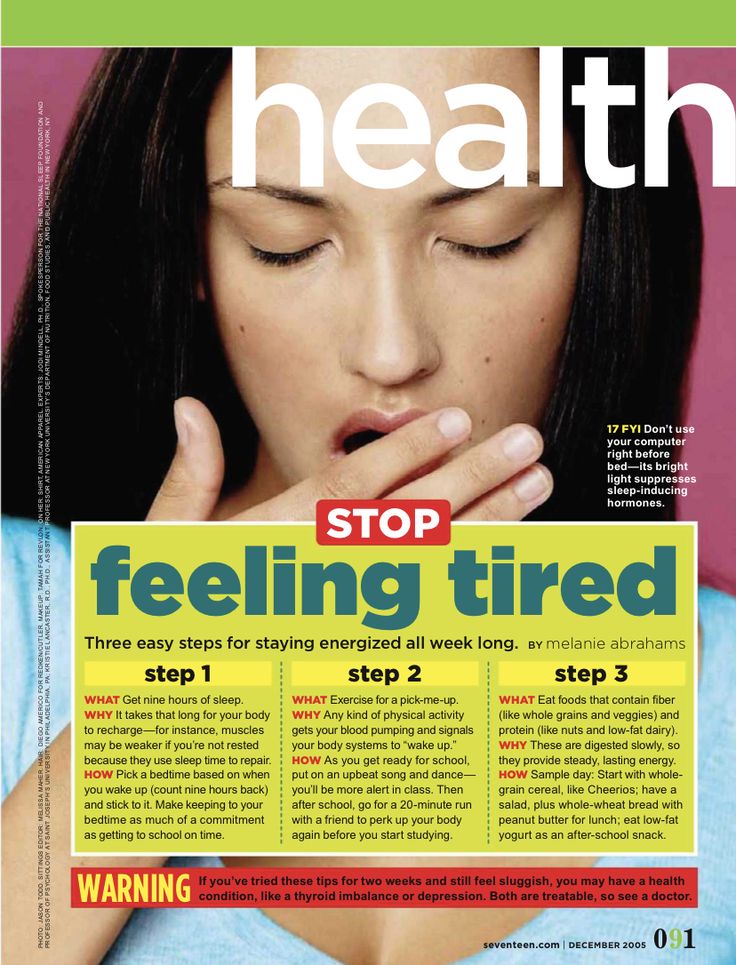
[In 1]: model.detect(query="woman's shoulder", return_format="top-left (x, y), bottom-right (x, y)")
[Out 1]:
top-left (2, 514), bottom-right (71, 567)
top-left (697, 586), bottom-right (736, 774)
top-left (698, 585), bottom-right (736, 693)
top-left (2, 516), bottom-right (71, 798)
top-left (699, 583), bottom-right (736, 630)
top-left (2, 515), bottom-right (71, 633)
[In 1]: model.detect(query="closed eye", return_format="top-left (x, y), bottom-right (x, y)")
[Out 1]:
top-left (249, 241), bottom-right (329, 267)
top-left (439, 233), bottom-right (527, 260)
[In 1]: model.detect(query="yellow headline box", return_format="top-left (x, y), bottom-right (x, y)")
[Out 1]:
top-left (497, 660), bottom-right (686, 687)
top-left (83, 661), bottom-right (272, 687)
top-left (73, 521), bottom-right (695, 856)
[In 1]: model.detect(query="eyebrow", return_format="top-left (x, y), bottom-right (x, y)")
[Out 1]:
top-left (208, 177), bottom-right (337, 210)
top-left (427, 171), bottom-right (541, 207)
top-left (208, 169), bottom-right (542, 211)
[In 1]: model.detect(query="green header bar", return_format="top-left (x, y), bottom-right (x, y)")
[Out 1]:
top-left (3, 0), bottom-right (736, 47)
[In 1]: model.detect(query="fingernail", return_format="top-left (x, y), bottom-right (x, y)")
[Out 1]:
top-left (174, 400), bottom-right (190, 448)
top-left (502, 425), bottom-right (540, 461)
top-left (437, 408), bottom-right (471, 440)
top-left (513, 465), bottom-right (552, 503)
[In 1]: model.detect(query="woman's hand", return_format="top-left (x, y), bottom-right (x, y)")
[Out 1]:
top-left (148, 397), bottom-right (553, 522)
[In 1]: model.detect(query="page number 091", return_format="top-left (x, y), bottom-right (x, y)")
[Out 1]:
top-left (654, 927), bottom-right (694, 950)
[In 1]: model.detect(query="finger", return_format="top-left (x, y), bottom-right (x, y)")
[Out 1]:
top-left (391, 423), bottom-right (543, 513)
top-left (455, 463), bottom-right (553, 520)
top-left (147, 397), bottom-right (225, 521)
top-left (234, 407), bottom-right (472, 521)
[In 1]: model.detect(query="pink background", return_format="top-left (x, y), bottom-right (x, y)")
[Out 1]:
top-left (2, 49), bottom-right (735, 588)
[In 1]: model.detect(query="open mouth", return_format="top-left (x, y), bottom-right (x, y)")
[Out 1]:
top-left (333, 409), bottom-right (427, 458)
top-left (341, 429), bottom-right (386, 454)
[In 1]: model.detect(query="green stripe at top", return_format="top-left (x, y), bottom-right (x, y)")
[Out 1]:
top-left (3, 0), bottom-right (736, 47)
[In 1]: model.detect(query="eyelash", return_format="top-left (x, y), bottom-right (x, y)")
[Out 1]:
top-left (249, 241), bottom-right (328, 267)
top-left (439, 233), bottom-right (527, 260)
top-left (248, 232), bottom-right (527, 268)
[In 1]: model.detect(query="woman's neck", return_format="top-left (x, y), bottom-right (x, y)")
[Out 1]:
top-left (213, 444), bottom-right (288, 519)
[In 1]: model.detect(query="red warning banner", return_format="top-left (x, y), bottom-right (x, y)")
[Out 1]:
top-left (71, 866), bottom-right (697, 908)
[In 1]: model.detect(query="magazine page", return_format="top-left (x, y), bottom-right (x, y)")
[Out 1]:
top-left (2, 5), bottom-right (735, 963)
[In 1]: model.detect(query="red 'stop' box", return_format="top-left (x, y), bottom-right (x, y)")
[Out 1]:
top-left (316, 500), bottom-right (451, 545)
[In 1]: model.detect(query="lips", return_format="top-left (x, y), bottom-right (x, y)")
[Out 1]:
top-left (333, 408), bottom-right (428, 456)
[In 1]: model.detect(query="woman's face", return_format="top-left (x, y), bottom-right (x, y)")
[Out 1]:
top-left (203, 48), bottom-right (584, 496)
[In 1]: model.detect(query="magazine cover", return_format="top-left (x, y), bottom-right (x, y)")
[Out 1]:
top-left (2, 5), bottom-right (736, 963)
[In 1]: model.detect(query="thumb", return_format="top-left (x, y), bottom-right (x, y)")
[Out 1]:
top-left (147, 397), bottom-right (225, 521)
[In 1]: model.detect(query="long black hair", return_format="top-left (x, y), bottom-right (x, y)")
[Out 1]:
top-left (2, 48), bottom-right (702, 525)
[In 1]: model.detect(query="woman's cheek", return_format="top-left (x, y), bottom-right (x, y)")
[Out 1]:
top-left (219, 301), bottom-right (310, 395)
top-left (443, 263), bottom-right (574, 431)
top-left (206, 226), bottom-right (329, 374)
top-left (213, 281), bottom-right (337, 451)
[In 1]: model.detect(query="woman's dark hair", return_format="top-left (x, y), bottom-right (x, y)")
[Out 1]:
top-left (2, 48), bottom-right (702, 525)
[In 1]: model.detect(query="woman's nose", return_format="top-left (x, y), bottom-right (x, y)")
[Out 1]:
top-left (342, 252), bottom-right (441, 387)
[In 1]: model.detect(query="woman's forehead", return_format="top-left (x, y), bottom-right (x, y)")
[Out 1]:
top-left (255, 47), bottom-right (539, 100)
top-left (205, 47), bottom-right (542, 193)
